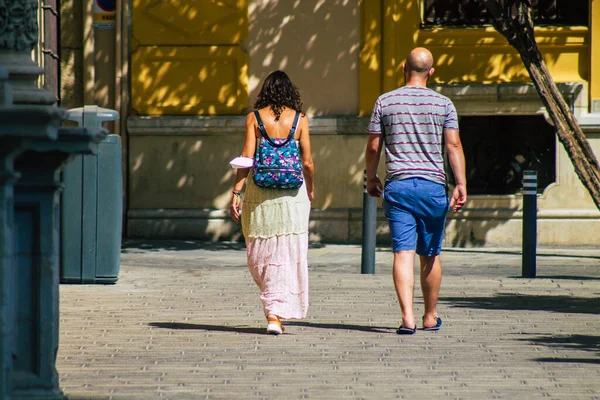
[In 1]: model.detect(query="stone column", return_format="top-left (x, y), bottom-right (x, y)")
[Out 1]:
top-left (0, 1), bottom-right (105, 398)
top-left (0, 137), bottom-right (27, 400)
top-left (0, 0), bottom-right (56, 106)
top-left (10, 126), bottom-right (105, 400)
top-left (0, 2), bottom-right (62, 398)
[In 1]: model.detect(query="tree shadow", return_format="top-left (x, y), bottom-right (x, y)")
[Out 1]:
top-left (441, 293), bottom-right (600, 314)
top-left (247, 1), bottom-right (360, 115)
top-left (130, 1), bottom-right (360, 116)
top-left (59, 1), bottom-right (84, 109)
top-left (518, 333), bottom-right (600, 364)
top-left (148, 322), bottom-right (264, 335)
top-left (419, 20), bottom-right (576, 85)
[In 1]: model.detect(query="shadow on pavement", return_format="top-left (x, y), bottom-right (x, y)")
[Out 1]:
top-left (518, 334), bottom-right (600, 364)
top-left (148, 322), bottom-right (264, 334)
top-left (534, 358), bottom-right (600, 364)
top-left (122, 240), bottom-right (328, 253)
top-left (444, 248), bottom-right (600, 260)
top-left (122, 240), bottom-right (246, 253)
top-left (508, 275), bottom-right (600, 281)
top-left (286, 321), bottom-right (394, 333)
top-left (149, 321), bottom-right (395, 334)
top-left (441, 293), bottom-right (600, 314)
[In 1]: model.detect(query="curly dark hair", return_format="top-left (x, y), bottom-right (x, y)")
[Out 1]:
top-left (254, 70), bottom-right (304, 121)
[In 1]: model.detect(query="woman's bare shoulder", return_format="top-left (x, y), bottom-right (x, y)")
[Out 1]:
top-left (245, 112), bottom-right (258, 133)
top-left (299, 112), bottom-right (309, 126)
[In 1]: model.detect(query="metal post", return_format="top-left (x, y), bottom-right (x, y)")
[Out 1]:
top-left (361, 170), bottom-right (376, 274)
top-left (522, 170), bottom-right (537, 278)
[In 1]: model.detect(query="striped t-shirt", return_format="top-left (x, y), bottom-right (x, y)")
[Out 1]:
top-left (367, 86), bottom-right (459, 185)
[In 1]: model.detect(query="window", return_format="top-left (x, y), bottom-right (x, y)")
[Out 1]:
top-left (447, 115), bottom-right (556, 195)
top-left (422, 0), bottom-right (588, 27)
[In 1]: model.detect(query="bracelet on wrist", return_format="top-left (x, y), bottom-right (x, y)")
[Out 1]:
top-left (232, 190), bottom-right (242, 198)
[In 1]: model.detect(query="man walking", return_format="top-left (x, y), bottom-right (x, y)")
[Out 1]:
top-left (365, 47), bottom-right (467, 334)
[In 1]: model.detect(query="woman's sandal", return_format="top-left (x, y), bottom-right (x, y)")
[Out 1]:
top-left (266, 317), bottom-right (285, 335)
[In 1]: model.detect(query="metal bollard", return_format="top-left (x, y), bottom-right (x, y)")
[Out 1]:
top-left (522, 170), bottom-right (537, 278)
top-left (361, 170), bottom-right (376, 274)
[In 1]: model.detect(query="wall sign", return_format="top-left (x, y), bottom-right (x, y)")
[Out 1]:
top-left (93, 0), bottom-right (116, 29)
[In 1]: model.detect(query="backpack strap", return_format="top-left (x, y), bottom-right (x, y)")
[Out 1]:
top-left (254, 110), bottom-right (300, 148)
top-left (254, 111), bottom-right (269, 139)
top-left (287, 111), bottom-right (301, 140)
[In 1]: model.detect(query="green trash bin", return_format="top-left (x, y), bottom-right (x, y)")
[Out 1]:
top-left (60, 106), bottom-right (122, 284)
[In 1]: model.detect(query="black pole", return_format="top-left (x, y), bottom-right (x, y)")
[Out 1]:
top-left (522, 170), bottom-right (537, 278)
top-left (361, 170), bottom-right (376, 274)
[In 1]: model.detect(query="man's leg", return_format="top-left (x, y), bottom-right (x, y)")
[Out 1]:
top-left (419, 254), bottom-right (442, 328)
top-left (384, 179), bottom-right (418, 330)
top-left (393, 250), bottom-right (416, 328)
top-left (413, 179), bottom-right (447, 329)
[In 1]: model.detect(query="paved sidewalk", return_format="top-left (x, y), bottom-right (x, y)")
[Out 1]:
top-left (57, 241), bottom-right (600, 399)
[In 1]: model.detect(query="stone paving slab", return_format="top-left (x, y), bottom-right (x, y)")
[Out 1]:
top-left (57, 241), bottom-right (600, 399)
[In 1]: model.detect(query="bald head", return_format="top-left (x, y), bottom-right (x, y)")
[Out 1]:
top-left (405, 47), bottom-right (434, 75)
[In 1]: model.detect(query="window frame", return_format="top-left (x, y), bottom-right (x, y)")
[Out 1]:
top-left (421, 0), bottom-right (589, 28)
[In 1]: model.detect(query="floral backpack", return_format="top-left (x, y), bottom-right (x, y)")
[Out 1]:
top-left (253, 110), bottom-right (304, 190)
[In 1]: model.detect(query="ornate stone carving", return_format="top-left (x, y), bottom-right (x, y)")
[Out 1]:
top-left (0, 0), bottom-right (38, 52)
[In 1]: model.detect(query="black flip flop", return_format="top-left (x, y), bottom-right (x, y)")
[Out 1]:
top-left (422, 317), bottom-right (442, 331)
top-left (396, 325), bottom-right (417, 335)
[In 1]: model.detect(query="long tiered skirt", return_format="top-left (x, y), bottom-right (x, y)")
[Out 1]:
top-left (241, 172), bottom-right (310, 319)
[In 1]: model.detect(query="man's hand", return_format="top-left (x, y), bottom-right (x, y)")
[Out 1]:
top-left (449, 184), bottom-right (467, 212)
top-left (366, 176), bottom-right (383, 197)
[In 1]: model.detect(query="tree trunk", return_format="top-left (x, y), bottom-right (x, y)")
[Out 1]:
top-left (483, 0), bottom-right (600, 211)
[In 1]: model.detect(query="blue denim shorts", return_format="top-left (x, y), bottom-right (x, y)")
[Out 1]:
top-left (383, 178), bottom-right (449, 256)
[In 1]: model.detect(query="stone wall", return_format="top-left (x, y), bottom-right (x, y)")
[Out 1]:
top-left (127, 104), bottom-right (600, 247)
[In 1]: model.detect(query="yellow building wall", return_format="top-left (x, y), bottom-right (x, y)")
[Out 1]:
top-left (131, 0), bottom-right (249, 115)
top-left (59, 0), bottom-right (84, 110)
top-left (131, 0), bottom-right (360, 116)
top-left (359, 0), bottom-right (590, 115)
top-left (591, 0), bottom-right (600, 110)
top-left (130, 0), bottom-right (592, 116)
top-left (247, 1), bottom-right (360, 115)
top-left (125, 1), bottom-right (600, 246)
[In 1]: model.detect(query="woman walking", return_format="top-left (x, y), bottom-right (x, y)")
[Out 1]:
top-left (230, 71), bottom-right (314, 334)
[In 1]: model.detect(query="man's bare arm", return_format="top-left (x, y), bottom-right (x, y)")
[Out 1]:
top-left (365, 134), bottom-right (383, 197)
top-left (444, 128), bottom-right (467, 212)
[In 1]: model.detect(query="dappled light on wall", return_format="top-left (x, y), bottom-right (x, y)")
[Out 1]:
top-left (131, 0), bottom-right (249, 115)
top-left (247, 0), bottom-right (360, 115)
top-left (418, 27), bottom-right (587, 84)
top-left (132, 0), bottom-right (248, 45)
